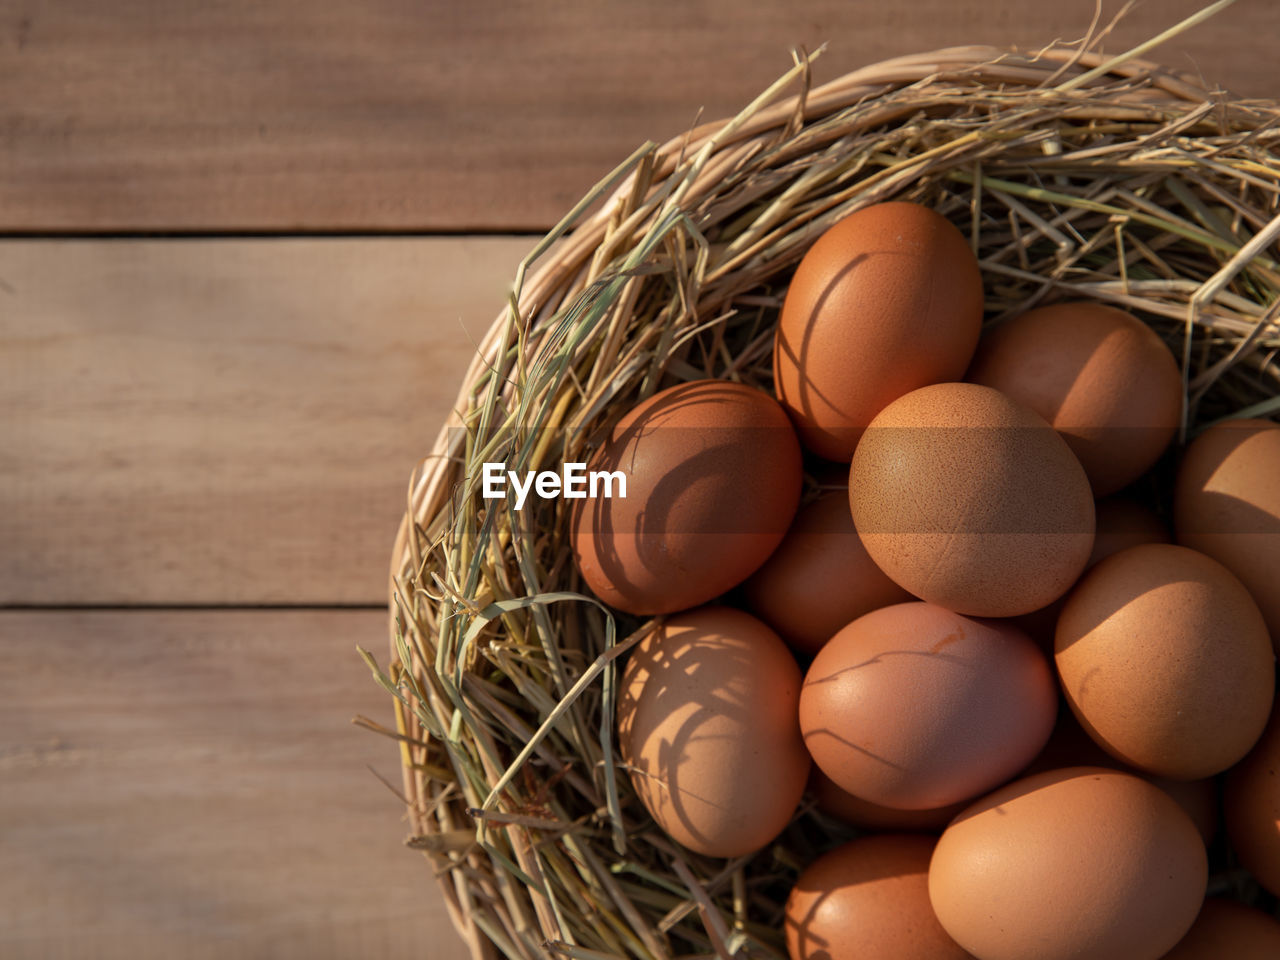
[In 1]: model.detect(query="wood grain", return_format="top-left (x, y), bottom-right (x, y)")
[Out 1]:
top-left (0, 237), bottom-right (531, 605)
top-left (1, 0), bottom-right (1275, 233)
top-left (0, 609), bottom-right (469, 960)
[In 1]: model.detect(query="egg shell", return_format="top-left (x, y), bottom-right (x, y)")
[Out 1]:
top-left (743, 487), bottom-right (912, 655)
top-left (966, 301), bottom-right (1182, 496)
top-left (1055, 543), bottom-right (1274, 780)
top-left (809, 766), bottom-right (966, 833)
top-left (799, 602), bottom-right (1057, 810)
top-left (928, 767), bottom-right (1207, 960)
top-left (774, 201), bottom-right (983, 461)
top-left (1174, 417), bottom-right (1280, 653)
top-left (1010, 492), bottom-right (1171, 647)
top-left (1160, 898), bottom-right (1280, 959)
top-left (849, 382), bottom-right (1095, 617)
top-left (785, 834), bottom-right (973, 960)
top-left (616, 606), bottom-right (809, 857)
top-left (1225, 704), bottom-right (1280, 897)
top-left (571, 380), bottom-right (802, 615)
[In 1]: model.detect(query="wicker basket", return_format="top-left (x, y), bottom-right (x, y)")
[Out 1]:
top-left (386, 41), bottom-right (1279, 960)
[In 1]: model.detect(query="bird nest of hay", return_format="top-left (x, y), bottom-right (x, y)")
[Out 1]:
top-left (374, 17), bottom-right (1280, 960)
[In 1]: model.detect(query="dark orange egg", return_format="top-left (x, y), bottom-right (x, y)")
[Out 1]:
top-left (617, 606), bottom-right (809, 857)
top-left (1175, 417), bottom-right (1280, 652)
top-left (1225, 705), bottom-right (1280, 898)
top-left (1161, 898), bottom-right (1280, 959)
top-left (799, 602), bottom-right (1056, 810)
top-left (571, 379), bottom-right (801, 615)
top-left (929, 768), bottom-right (1207, 960)
top-left (966, 301), bottom-right (1182, 496)
top-left (785, 834), bottom-right (971, 960)
top-left (1056, 544), bottom-right (1274, 780)
top-left (742, 487), bottom-right (911, 655)
top-left (774, 201), bottom-right (983, 461)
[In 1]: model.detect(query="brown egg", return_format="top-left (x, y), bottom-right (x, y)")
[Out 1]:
top-left (617, 606), bottom-right (809, 857)
top-left (1225, 704), bottom-right (1280, 897)
top-left (1056, 543), bottom-right (1274, 780)
top-left (928, 767), bottom-right (1208, 960)
top-left (571, 379), bottom-right (802, 615)
top-left (850, 382), bottom-right (1095, 617)
top-left (799, 602), bottom-right (1057, 810)
top-left (743, 487), bottom-right (912, 655)
top-left (785, 834), bottom-right (972, 960)
top-left (966, 301), bottom-right (1182, 496)
top-left (1161, 898), bottom-right (1280, 959)
top-left (809, 767), bottom-right (966, 833)
top-left (1174, 417), bottom-right (1280, 653)
top-left (774, 201), bottom-right (983, 461)
top-left (1010, 493), bottom-right (1171, 647)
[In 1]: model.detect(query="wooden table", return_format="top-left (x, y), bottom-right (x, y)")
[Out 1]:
top-left (2, 2), bottom-right (1275, 956)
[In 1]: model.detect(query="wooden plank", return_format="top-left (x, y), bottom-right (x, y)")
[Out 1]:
top-left (0, 237), bottom-right (531, 605)
top-left (0, 0), bottom-right (1275, 232)
top-left (0, 609), bottom-right (470, 960)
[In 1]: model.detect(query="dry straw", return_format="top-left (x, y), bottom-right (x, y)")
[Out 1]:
top-left (371, 4), bottom-right (1279, 958)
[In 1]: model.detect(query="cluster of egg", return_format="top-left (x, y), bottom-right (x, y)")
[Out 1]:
top-left (570, 202), bottom-right (1280, 959)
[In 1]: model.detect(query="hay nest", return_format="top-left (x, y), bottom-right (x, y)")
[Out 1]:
top-left (376, 18), bottom-right (1280, 960)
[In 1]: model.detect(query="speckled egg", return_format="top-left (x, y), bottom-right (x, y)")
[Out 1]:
top-left (774, 201), bottom-right (984, 461)
top-left (928, 767), bottom-right (1207, 960)
top-left (571, 379), bottom-right (802, 615)
top-left (785, 834), bottom-right (973, 960)
top-left (966, 301), bottom-right (1182, 496)
top-left (617, 606), bottom-right (809, 857)
top-left (1056, 543), bottom-right (1274, 779)
top-left (849, 382), bottom-right (1095, 617)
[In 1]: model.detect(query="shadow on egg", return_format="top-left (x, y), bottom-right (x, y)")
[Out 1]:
top-left (785, 846), bottom-right (919, 960)
top-left (798, 604), bottom-right (1058, 811)
top-left (965, 302), bottom-right (1184, 497)
top-left (783, 834), bottom-right (970, 960)
top-left (1053, 553), bottom-right (1197, 650)
top-left (571, 380), bottom-right (801, 615)
top-left (773, 202), bottom-right (985, 463)
top-left (1176, 489), bottom-right (1280, 536)
top-left (775, 254), bottom-right (870, 426)
top-left (617, 608), bottom-right (808, 857)
top-left (799, 646), bottom-right (978, 778)
top-left (618, 624), bottom-right (756, 849)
